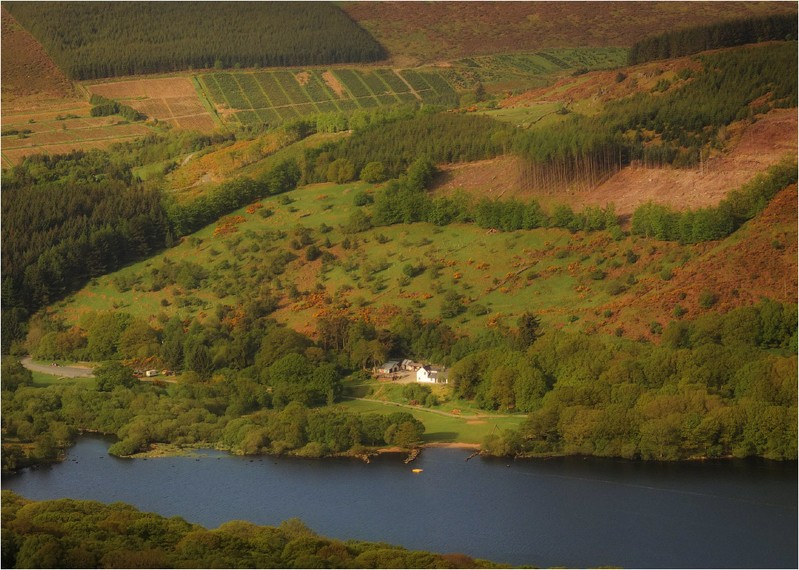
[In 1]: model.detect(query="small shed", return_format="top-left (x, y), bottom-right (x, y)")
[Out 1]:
top-left (401, 359), bottom-right (422, 371)
top-left (378, 360), bottom-right (401, 374)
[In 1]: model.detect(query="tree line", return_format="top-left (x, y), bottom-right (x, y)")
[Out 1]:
top-left (0, 131), bottom-right (312, 354)
top-left (0, 151), bottom-right (170, 352)
top-left (510, 42), bottom-right (797, 188)
top-left (631, 159), bottom-right (797, 243)
top-left (6, 2), bottom-right (387, 80)
top-left (306, 111), bottom-right (513, 183)
top-left (453, 299), bottom-right (797, 461)
top-left (629, 14), bottom-right (797, 64)
top-left (1, 492), bottom-right (496, 569)
top-left (88, 94), bottom-right (145, 122)
top-left (165, 158), bottom-right (300, 237)
top-left (300, 42), bottom-right (795, 196)
top-left (8, 289), bottom-right (796, 466)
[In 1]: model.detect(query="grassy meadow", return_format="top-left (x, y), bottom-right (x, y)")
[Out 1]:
top-left (335, 399), bottom-right (525, 445)
top-left (52, 173), bottom-right (697, 343)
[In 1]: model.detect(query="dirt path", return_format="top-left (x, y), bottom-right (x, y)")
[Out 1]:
top-left (21, 357), bottom-right (94, 378)
top-left (343, 396), bottom-right (523, 419)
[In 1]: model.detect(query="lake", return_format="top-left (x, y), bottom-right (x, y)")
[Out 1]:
top-left (2, 436), bottom-right (796, 568)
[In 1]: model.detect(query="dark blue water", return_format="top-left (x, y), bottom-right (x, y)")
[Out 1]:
top-left (3, 436), bottom-right (796, 568)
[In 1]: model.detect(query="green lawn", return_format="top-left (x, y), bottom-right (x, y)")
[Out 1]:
top-left (30, 370), bottom-right (96, 388)
top-left (335, 398), bottom-right (525, 444)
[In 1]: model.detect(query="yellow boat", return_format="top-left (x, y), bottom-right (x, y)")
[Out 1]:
top-left (412, 468), bottom-right (423, 473)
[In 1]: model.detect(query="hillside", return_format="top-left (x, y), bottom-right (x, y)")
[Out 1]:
top-left (49, 165), bottom-right (796, 346)
top-left (601, 183), bottom-right (798, 339)
top-left (0, 6), bottom-right (796, 507)
top-left (343, 1), bottom-right (797, 65)
top-left (433, 107), bottom-right (797, 216)
top-left (0, 7), bottom-right (77, 109)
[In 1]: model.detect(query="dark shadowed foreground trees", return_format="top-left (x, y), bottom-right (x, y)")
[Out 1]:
top-left (1, 492), bottom-right (501, 569)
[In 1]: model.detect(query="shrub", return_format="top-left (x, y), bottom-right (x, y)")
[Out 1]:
top-left (698, 290), bottom-right (718, 309)
top-left (360, 161), bottom-right (387, 183)
top-left (353, 191), bottom-right (373, 206)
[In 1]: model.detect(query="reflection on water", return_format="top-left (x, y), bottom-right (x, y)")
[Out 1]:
top-left (3, 436), bottom-right (796, 568)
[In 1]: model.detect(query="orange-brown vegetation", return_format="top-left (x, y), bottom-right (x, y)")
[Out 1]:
top-left (433, 108), bottom-right (797, 217)
top-left (1, 7), bottom-right (78, 109)
top-left (322, 71), bottom-right (346, 98)
top-left (168, 132), bottom-right (290, 197)
top-left (343, 1), bottom-right (796, 65)
top-left (600, 184), bottom-right (798, 339)
top-left (213, 215), bottom-right (247, 237)
top-left (88, 77), bottom-right (215, 131)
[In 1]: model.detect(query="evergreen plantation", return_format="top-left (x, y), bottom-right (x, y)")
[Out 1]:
top-left (628, 13), bottom-right (797, 64)
top-left (4, 2), bottom-right (387, 80)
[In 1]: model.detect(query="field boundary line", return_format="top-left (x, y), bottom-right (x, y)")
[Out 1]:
top-left (231, 73), bottom-right (259, 116)
top-left (350, 70), bottom-right (380, 106)
top-left (206, 74), bottom-right (242, 126)
top-left (296, 78), bottom-right (324, 115)
top-left (191, 76), bottom-right (226, 129)
top-left (309, 71), bottom-right (345, 113)
top-left (373, 72), bottom-right (403, 104)
top-left (330, 70), bottom-right (365, 109)
top-left (250, 72), bottom-right (277, 110)
top-left (5, 132), bottom-right (147, 151)
top-left (394, 69), bottom-right (423, 101)
top-left (270, 72), bottom-right (303, 120)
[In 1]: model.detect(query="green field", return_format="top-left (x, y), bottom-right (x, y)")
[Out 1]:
top-left (335, 398), bottom-right (525, 444)
top-left (193, 53), bottom-right (621, 129)
top-left (30, 370), bottom-right (96, 388)
top-left (52, 175), bottom-right (688, 341)
top-left (197, 67), bottom-right (459, 127)
top-left (444, 48), bottom-right (628, 91)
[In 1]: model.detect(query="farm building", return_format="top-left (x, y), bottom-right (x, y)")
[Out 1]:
top-left (378, 361), bottom-right (401, 374)
top-left (401, 359), bottom-right (423, 371)
top-left (417, 365), bottom-right (448, 384)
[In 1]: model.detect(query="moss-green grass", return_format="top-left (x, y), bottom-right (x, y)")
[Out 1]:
top-left (334, 399), bottom-right (525, 444)
top-left (30, 371), bottom-right (96, 388)
top-left (53, 177), bottom-right (680, 338)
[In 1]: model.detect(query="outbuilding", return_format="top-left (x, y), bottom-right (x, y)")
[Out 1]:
top-left (378, 361), bottom-right (401, 374)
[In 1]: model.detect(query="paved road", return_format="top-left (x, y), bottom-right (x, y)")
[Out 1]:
top-left (21, 357), bottom-right (95, 378)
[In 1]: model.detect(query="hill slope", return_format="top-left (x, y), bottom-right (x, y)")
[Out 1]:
top-left (343, 1), bottom-right (798, 65)
top-left (434, 107), bottom-right (797, 216)
top-left (0, 7), bottom-right (77, 110)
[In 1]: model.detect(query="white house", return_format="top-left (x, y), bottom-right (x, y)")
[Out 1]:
top-left (416, 365), bottom-right (448, 384)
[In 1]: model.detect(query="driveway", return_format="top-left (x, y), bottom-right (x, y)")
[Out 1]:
top-left (20, 357), bottom-right (95, 378)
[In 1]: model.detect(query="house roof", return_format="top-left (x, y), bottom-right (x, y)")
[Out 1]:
top-left (380, 360), bottom-right (400, 369)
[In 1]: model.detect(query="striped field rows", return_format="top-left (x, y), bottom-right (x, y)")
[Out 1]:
top-left (197, 68), bottom-right (458, 126)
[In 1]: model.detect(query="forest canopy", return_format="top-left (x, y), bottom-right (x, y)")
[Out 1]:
top-left (628, 14), bottom-right (797, 64)
top-left (4, 1), bottom-right (387, 79)
top-left (1, 492), bottom-right (500, 569)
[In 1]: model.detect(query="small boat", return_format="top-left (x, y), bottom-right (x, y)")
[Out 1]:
top-left (412, 468), bottom-right (423, 473)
